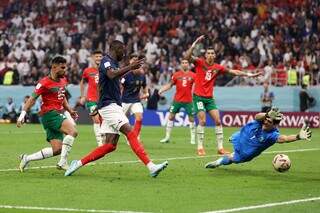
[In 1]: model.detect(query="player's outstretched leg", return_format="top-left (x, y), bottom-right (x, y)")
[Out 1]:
top-left (65, 140), bottom-right (118, 176)
top-left (160, 120), bottom-right (173, 143)
top-left (57, 119), bottom-right (78, 169)
top-left (123, 124), bottom-right (168, 177)
top-left (19, 147), bottom-right (54, 172)
top-left (205, 155), bottom-right (233, 169)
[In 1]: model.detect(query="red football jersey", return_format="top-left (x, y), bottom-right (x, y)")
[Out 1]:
top-left (82, 67), bottom-right (98, 102)
top-left (172, 70), bottom-right (196, 103)
top-left (32, 76), bottom-right (68, 115)
top-left (193, 58), bottom-right (226, 98)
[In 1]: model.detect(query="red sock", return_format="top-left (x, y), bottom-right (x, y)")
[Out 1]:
top-left (126, 130), bottom-right (150, 165)
top-left (133, 120), bottom-right (142, 135)
top-left (81, 143), bottom-right (117, 165)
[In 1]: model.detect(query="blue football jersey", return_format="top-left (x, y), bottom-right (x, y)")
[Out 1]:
top-left (121, 72), bottom-right (146, 103)
top-left (231, 120), bottom-right (280, 160)
top-left (98, 55), bottom-right (121, 108)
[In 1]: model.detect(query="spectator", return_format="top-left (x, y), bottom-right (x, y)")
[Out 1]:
top-left (2, 97), bottom-right (17, 122)
top-left (0, 0), bottom-right (319, 87)
top-left (147, 88), bottom-right (161, 110)
top-left (260, 82), bottom-right (274, 112)
top-left (299, 84), bottom-right (315, 112)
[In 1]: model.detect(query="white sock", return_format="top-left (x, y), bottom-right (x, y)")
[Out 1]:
top-left (215, 125), bottom-right (224, 150)
top-left (59, 135), bottom-right (75, 165)
top-left (26, 147), bottom-right (53, 162)
top-left (197, 125), bottom-right (205, 149)
top-left (93, 123), bottom-right (103, 146)
top-left (190, 122), bottom-right (196, 141)
top-left (165, 120), bottom-right (174, 139)
top-left (147, 161), bottom-right (156, 172)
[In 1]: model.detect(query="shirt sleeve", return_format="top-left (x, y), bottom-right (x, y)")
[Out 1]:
top-left (32, 81), bottom-right (45, 99)
top-left (171, 73), bottom-right (177, 85)
top-left (216, 64), bottom-right (227, 74)
top-left (268, 131), bottom-right (280, 144)
top-left (194, 58), bottom-right (202, 66)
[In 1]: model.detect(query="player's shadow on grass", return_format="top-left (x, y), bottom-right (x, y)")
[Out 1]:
top-left (209, 167), bottom-right (320, 183)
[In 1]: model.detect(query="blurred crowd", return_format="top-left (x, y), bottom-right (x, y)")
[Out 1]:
top-left (0, 0), bottom-right (319, 87)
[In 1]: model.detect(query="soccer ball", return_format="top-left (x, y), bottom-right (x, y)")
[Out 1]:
top-left (272, 154), bottom-right (291, 172)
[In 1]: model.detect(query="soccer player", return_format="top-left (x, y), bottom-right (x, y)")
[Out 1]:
top-left (205, 108), bottom-right (312, 169)
top-left (185, 35), bottom-right (261, 156)
top-left (80, 50), bottom-right (103, 146)
top-left (159, 59), bottom-right (196, 144)
top-left (121, 54), bottom-right (149, 139)
top-left (17, 56), bottom-right (78, 171)
top-left (65, 40), bottom-right (168, 177)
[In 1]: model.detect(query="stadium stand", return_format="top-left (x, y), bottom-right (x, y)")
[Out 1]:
top-left (0, 0), bottom-right (319, 87)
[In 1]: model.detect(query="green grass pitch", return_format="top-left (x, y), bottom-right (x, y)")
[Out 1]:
top-left (0, 124), bottom-right (319, 213)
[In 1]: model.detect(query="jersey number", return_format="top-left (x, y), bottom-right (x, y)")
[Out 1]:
top-left (196, 101), bottom-right (204, 110)
top-left (182, 79), bottom-right (187, 87)
top-left (57, 88), bottom-right (65, 100)
top-left (205, 72), bottom-right (212, 81)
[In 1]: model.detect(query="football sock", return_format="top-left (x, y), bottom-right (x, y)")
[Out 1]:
top-left (26, 147), bottom-right (53, 162)
top-left (165, 120), bottom-right (174, 139)
top-left (133, 120), bottom-right (142, 136)
top-left (215, 125), bottom-right (224, 150)
top-left (190, 122), bottom-right (196, 141)
top-left (126, 130), bottom-right (150, 165)
top-left (93, 123), bottom-right (103, 146)
top-left (197, 125), bottom-right (205, 149)
top-left (58, 135), bottom-right (74, 165)
top-left (81, 143), bottom-right (117, 166)
top-left (220, 155), bottom-right (232, 165)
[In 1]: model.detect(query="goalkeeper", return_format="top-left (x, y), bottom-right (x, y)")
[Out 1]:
top-left (205, 108), bottom-right (312, 169)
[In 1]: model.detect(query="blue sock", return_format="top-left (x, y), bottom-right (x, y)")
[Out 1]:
top-left (220, 155), bottom-right (232, 165)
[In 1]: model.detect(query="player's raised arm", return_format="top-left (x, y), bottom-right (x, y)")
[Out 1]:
top-left (159, 82), bottom-right (174, 95)
top-left (277, 123), bottom-right (312, 143)
top-left (254, 112), bottom-right (267, 121)
top-left (106, 58), bottom-right (145, 79)
top-left (227, 69), bottom-right (262, 78)
top-left (184, 35), bottom-right (205, 62)
top-left (17, 96), bottom-right (36, 127)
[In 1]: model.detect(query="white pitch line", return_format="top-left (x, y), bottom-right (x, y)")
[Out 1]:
top-left (0, 148), bottom-right (319, 173)
top-left (202, 196), bottom-right (320, 213)
top-left (0, 205), bottom-right (152, 213)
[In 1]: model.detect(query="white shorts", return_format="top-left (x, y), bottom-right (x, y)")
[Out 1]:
top-left (98, 103), bottom-right (129, 134)
top-left (122, 102), bottom-right (143, 116)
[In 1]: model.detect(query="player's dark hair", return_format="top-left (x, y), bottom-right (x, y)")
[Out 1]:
top-left (130, 53), bottom-right (139, 59)
top-left (50, 55), bottom-right (67, 65)
top-left (92, 50), bottom-right (103, 55)
top-left (206, 47), bottom-right (215, 52)
top-left (110, 40), bottom-right (124, 51)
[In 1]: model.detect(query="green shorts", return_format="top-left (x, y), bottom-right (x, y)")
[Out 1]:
top-left (86, 101), bottom-right (98, 115)
top-left (193, 94), bottom-right (218, 113)
top-left (41, 110), bottom-right (66, 142)
top-left (169, 101), bottom-right (194, 116)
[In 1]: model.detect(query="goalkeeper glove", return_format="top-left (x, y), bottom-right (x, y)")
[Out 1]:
top-left (266, 107), bottom-right (283, 121)
top-left (297, 122), bottom-right (312, 141)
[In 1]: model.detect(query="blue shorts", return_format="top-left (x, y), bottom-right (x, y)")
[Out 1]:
top-left (230, 135), bottom-right (256, 164)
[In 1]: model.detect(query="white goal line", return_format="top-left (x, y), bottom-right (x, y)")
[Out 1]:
top-left (0, 205), bottom-right (152, 213)
top-left (202, 196), bottom-right (320, 213)
top-left (0, 148), bottom-right (319, 173)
